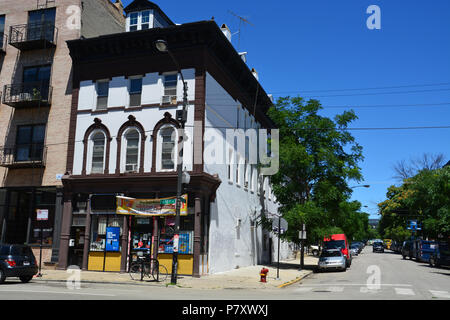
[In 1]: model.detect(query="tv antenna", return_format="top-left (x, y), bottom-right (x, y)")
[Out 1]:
top-left (228, 10), bottom-right (254, 50)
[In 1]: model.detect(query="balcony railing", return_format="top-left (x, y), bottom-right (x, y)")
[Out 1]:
top-left (2, 81), bottom-right (52, 108)
top-left (9, 21), bottom-right (57, 50)
top-left (0, 33), bottom-right (6, 54)
top-left (0, 145), bottom-right (47, 168)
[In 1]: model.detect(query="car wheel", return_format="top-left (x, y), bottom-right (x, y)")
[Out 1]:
top-left (19, 276), bottom-right (33, 283)
top-left (429, 256), bottom-right (436, 267)
top-left (312, 250), bottom-right (319, 256)
top-left (0, 269), bottom-right (6, 284)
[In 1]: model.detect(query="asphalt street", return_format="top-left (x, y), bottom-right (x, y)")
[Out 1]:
top-left (287, 246), bottom-right (450, 300)
top-left (0, 246), bottom-right (448, 300)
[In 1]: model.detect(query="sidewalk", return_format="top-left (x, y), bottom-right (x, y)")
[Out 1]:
top-left (33, 255), bottom-right (318, 290)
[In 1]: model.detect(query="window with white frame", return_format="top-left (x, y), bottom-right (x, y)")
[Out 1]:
top-left (129, 77), bottom-right (142, 107)
top-left (159, 126), bottom-right (176, 170)
top-left (162, 74), bottom-right (177, 104)
top-left (128, 11), bottom-right (151, 31)
top-left (249, 165), bottom-right (254, 191)
top-left (91, 131), bottom-right (106, 174)
top-left (129, 12), bottom-right (138, 31)
top-left (141, 11), bottom-right (150, 30)
top-left (235, 154), bottom-right (240, 186)
top-left (96, 80), bottom-right (109, 110)
top-left (244, 136), bottom-right (249, 189)
top-left (125, 129), bottom-right (139, 172)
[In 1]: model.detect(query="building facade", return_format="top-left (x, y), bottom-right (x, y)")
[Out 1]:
top-left (0, 0), bottom-right (125, 266)
top-left (58, 0), bottom-right (294, 276)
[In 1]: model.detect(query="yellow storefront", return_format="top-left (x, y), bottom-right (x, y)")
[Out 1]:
top-left (87, 194), bottom-right (195, 274)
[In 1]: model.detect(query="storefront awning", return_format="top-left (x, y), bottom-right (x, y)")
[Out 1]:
top-left (116, 194), bottom-right (188, 216)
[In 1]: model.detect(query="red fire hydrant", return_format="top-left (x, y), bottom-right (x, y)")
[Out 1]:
top-left (260, 267), bottom-right (269, 282)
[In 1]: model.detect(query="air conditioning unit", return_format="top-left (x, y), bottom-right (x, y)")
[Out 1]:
top-left (125, 163), bottom-right (138, 173)
top-left (162, 95), bottom-right (177, 105)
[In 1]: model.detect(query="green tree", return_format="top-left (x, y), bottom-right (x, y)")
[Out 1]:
top-left (267, 96), bottom-right (365, 245)
top-left (378, 166), bottom-right (450, 240)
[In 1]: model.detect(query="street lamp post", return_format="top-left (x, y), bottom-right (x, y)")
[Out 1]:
top-left (155, 39), bottom-right (188, 284)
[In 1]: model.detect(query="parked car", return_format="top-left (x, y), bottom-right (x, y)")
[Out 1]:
top-left (402, 240), bottom-right (419, 260)
top-left (317, 249), bottom-right (347, 272)
top-left (353, 241), bottom-right (364, 253)
top-left (323, 234), bottom-right (351, 267)
top-left (417, 240), bottom-right (437, 263)
top-left (373, 242), bottom-right (384, 253)
top-left (0, 244), bottom-right (38, 284)
top-left (429, 240), bottom-right (450, 268)
top-left (390, 241), bottom-right (402, 253)
top-left (350, 243), bottom-right (360, 256)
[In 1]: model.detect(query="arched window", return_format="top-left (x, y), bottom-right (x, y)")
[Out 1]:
top-left (160, 126), bottom-right (176, 171)
top-left (125, 129), bottom-right (139, 172)
top-left (91, 131), bottom-right (106, 174)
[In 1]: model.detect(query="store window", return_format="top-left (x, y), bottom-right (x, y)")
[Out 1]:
top-left (158, 211), bottom-right (194, 254)
top-left (89, 215), bottom-right (123, 252)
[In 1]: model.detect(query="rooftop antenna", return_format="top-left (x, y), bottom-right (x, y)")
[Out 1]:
top-left (228, 10), bottom-right (254, 51)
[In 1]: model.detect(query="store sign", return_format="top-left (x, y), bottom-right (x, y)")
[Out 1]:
top-left (36, 209), bottom-right (49, 221)
top-left (106, 227), bottom-right (120, 252)
top-left (116, 194), bottom-right (188, 216)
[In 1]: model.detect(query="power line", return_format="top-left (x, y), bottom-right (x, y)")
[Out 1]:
top-left (267, 82), bottom-right (450, 94)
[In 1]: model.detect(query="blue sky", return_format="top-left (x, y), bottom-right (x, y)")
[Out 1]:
top-left (120, 0), bottom-right (450, 219)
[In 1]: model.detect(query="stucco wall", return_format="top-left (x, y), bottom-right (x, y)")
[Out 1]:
top-left (81, 0), bottom-right (125, 38)
top-left (204, 72), bottom-right (293, 274)
top-left (72, 69), bottom-right (196, 174)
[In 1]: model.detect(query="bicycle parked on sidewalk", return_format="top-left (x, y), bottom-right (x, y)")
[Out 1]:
top-left (129, 250), bottom-right (168, 282)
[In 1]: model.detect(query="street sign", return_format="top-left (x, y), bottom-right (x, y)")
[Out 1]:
top-left (36, 209), bottom-right (48, 221)
top-left (272, 217), bottom-right (288, 234)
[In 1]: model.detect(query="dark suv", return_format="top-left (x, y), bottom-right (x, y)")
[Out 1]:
top-left (429, 241), bottom-right (450, 268)
top-left (0, 244), bottom-right (38, 284)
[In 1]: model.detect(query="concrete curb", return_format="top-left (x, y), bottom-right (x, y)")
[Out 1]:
top-left (277, 270), bottom-right (313, 288)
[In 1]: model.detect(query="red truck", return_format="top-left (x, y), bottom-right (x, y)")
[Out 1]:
top-left (323, 234), bottom-right (352, 268)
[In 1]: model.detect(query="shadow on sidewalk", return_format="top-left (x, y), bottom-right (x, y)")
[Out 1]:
top-left (267, 261), bottom-right (316, 271)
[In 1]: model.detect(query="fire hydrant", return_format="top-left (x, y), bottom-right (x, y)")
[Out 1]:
top-left (260, 267), bottom-right (269, 282)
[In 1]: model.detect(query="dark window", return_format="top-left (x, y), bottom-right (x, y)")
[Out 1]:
top-left (16, 124), bottom-right (45, 162)
top-left (27, 8), bottom-right (56, 42)
top-left (129, 78), bottom-right (142, 107)
top-left (96, 81), bottom-right (109, 110)
top-left (10, 245), bottom-right (33, 256)
top-left (23, 65), bottom-right (51, 100)
top-left (141, 11), bottom-right (150, 30)
top-left (0, 15), bottom-right (5, 48)
top-left (321, 250), bottom-right (342, 257)
top-left (324, 240), bottom-right (346, 250)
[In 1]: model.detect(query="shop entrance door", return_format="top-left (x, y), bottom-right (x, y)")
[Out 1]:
top-left (68, 226), bottom-right (85, 267)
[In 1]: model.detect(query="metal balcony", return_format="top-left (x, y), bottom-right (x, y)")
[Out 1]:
top-left (9, 21), bottom-right (57, 51)
top-left (0, 145), bottom-right (47, 168)
top-left (0, 33), bottom-right (6, 54)
top-left (2, 81), bottom-right (52, 108)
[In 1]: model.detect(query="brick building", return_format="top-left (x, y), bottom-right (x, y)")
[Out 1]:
top-left (0, 0), bottom-right (125, 266)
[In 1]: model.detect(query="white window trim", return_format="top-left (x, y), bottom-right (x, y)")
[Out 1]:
top-left (127, 10), bottom-right (154, 31)
top-left (128, 75), bottom-right (143, 108)
top-left (86, 129), bottom-right (107, 175)
top-left (161, 72), bottom-right (178, 105)
top-left (156, 124), bottom-right (178, 172)
top-left (120, 127), bottom-right (141, 173)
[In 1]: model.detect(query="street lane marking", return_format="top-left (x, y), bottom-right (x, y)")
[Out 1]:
top-left (394, 288), bottom-right (415, 296)
top-left (429, 290), bottom-right (450, 299)
top-left (294, 287), bottom-right (313, 293)
top-left (0, 289), bottom-right (115, 297)
top-left (360, 287), bottom-right (380, 293)
top-left (327, 286), bottom-right (344, 292)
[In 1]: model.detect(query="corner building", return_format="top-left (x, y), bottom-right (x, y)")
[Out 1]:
top-left (59, 0), bottom-right (289, 276)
